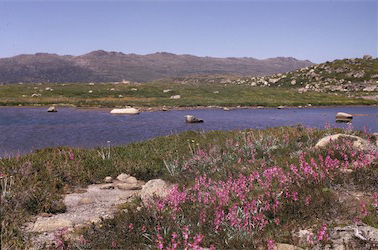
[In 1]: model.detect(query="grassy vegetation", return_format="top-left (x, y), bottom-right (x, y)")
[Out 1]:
top-left (0, 82), bottom-right (375, 108)
top-left (1, 126), bottom-right (378, 248)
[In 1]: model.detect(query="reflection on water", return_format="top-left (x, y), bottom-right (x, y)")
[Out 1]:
top-left (0, 106), bottom-right (377, 157)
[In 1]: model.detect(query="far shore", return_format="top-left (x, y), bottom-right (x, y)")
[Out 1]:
top-left (1, 104), bottom-right (377, 112)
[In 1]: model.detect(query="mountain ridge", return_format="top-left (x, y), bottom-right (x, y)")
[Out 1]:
top-left (0, 50), bottom-right (314, 83)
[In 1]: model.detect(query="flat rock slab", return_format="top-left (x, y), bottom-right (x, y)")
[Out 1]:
top-left (26, 180), bottom-right (144, 247)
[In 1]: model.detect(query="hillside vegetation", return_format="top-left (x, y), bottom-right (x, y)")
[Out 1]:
top-left (0, 56), bottom-right (377, 108)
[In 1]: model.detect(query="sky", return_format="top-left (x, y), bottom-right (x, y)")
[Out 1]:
top-left (1, 0), bottom-right (377, 63)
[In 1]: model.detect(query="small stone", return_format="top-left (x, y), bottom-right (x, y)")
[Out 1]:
top-left (104, 176), bottom-right (113, 183)
top-left (124, 176), bottom-right (138, 184)
top-left (170, 95), bottom-right (181, 99)
top-left (277, 106), bottom-right (285, 109)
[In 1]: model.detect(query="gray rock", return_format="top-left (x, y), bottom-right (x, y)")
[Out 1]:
top-left (315, 134), bottom-right (377, 151)
top-left (277, 106), bottom-right (285, 109)
top-left (110, 108), bottom-right (140, 115)
top-left (363, 54), bottom-right (372, 60)
top-left (116, 173), bottom-right (130, 182)
top-left (363, 86), bottom-right (377, 92)
top-left (330, 224), bottom-right (378, 249)
top-left (47, 106), bottom-right (57, 112)
top-left (336, 112), bottom-right (353, 122)
top-left (141, 179), bottom-right (171, 204)
top-left (185, 115), bottom-right (204, 123)
top-left (170, 95), bottom-right (181, 99)
top-left (104, 176), bottom-right (113, 183)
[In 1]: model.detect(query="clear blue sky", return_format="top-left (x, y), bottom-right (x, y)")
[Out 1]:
top-left (1, 0), bottom-right (377, 63)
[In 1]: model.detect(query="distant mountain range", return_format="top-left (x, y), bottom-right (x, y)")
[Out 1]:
top-left (0, 50), bottom-right (314, 83)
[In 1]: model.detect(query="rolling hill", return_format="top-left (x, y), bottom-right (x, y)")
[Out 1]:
top-left (0, 50), bottom-right (313, 83)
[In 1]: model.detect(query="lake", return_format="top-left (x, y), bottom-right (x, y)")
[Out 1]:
top-left (0, 106), bottom-right (377, 157)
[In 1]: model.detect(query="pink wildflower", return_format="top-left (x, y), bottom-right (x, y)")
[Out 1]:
top-left (317, 224), bottom-right (329, 242)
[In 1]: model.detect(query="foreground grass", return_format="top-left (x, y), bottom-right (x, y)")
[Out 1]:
top-left (1, 126), bottom-right (378, 249)
top-left (0, 82), bottom-right (375, 108)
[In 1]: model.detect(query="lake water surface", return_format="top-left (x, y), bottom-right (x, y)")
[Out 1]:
top-left (1, 106), bottom-right (377, 157)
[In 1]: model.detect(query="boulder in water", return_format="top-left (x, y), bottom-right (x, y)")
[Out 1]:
top-left (47, 106), bottom-right (57, 112)
top-left (336, 112), bottom-right (353, 122)
top-left (110, 108), bottom-right (140, 115)
top-left (185, 115), bottom-right (204, 123)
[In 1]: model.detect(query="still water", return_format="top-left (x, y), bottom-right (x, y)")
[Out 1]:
top-left (0, 106), bottom-right (377, 157)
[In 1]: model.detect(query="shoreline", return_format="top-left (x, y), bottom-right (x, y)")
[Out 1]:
top-left (1, 104), bottom-right (377, 112)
